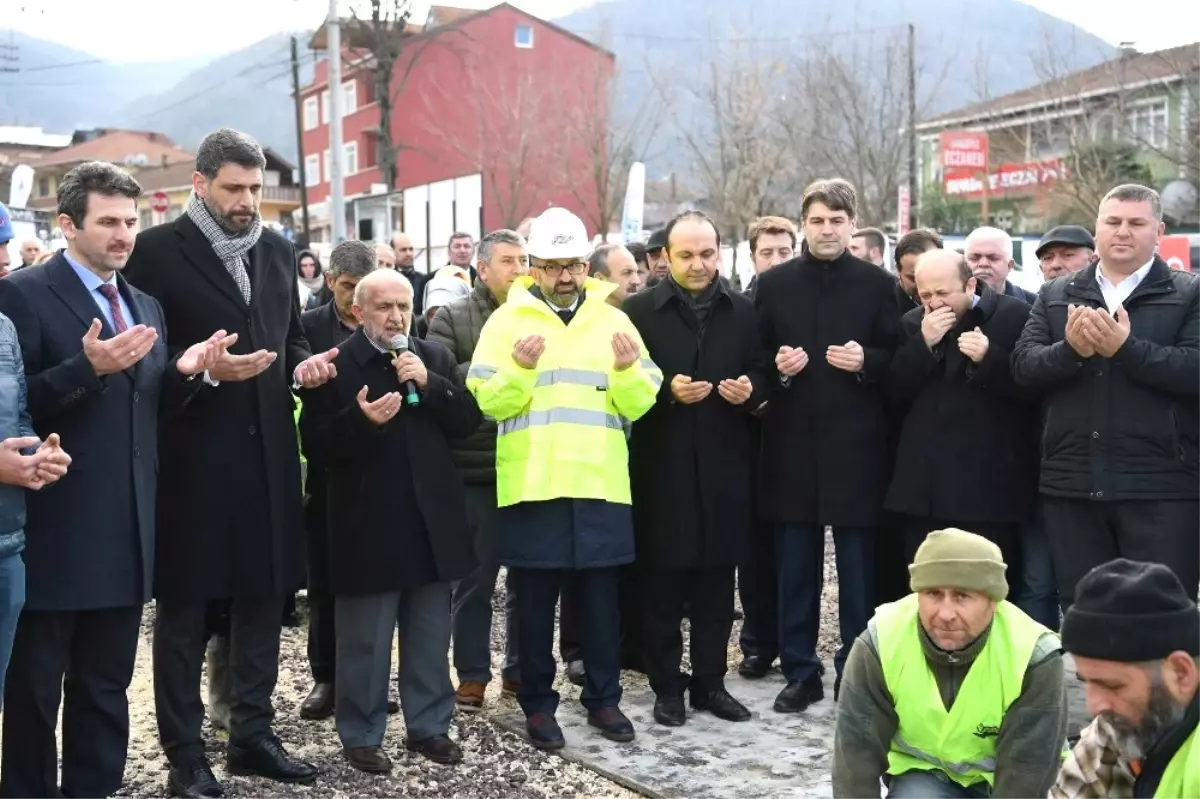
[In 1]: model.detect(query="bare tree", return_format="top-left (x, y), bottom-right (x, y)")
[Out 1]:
top-left (649, 41), bottom-right (805, 242)
top-left (345, 0), bottom-right (467, 190)
top-left (793, 28), bottom-right (948, 227)
top-left (557, 57), bottom-right (660, 237)
top-left (420, 65), bottom-right (566, 229)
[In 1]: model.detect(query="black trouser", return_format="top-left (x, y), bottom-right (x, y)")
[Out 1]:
top-left (738, 521), bottom-right (779, 661)
top-left (0, 606), bottom-right (143, 798)
top-left (513, 567), bottom-right (621, 717)
top-left (642, 566), bottom-right (735, 697)
top-left (154, 596), bottom-right (285, 764)
top-left (305, 512), bottom-right (336, 683)
top-left (1043, 497), bottom-right (1200, 609)
top-left (874, 511), bottom-right (911, 605)
top-left (617, 565), bottom-right (643, 669)
top-left (902, 518), bottom-right (1022, 591)
top-left (558, 572), bottom-right (584, 664)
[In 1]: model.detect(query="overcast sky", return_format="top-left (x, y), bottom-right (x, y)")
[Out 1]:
top-left (8, 0), bottom-right (1197, 62)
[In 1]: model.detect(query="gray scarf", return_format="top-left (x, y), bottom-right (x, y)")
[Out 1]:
top-left (186, 191), bottom-right (261, 304)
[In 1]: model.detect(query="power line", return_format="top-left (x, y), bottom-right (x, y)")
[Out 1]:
top-left (127, 51), bottom-right (312, 120)
top-left (20, 58), bottom-right (103, 72)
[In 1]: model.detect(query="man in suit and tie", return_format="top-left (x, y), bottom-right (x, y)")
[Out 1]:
top-left (297, 240), bottom-right (377, 720)
top-left (123, 129), bottom-right (338, 798)
top-left (0, 161), bottom-right (233, 798)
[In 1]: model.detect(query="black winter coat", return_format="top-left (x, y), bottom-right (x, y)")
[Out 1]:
top-left (124, 216), bottom-right (312, 601)
top-left (754, 251), bottom-right (903, 526)
top-left (1012, 258), bottom-right (1199, 500)
top-left (300, 330), bottom-right (481, 595)
top-left (885, 285), bottom-right (1040, 523)
top-left (623, 279), bottom-right (768, 568)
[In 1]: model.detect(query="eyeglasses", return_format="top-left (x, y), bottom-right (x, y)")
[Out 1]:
top-left (535, 262), bottom-right (587, 277)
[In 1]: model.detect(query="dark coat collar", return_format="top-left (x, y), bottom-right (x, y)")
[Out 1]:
top-left (171, 213), bottom-right (277, 309)
top-left (651, 273), bottom-right (730, 310)
top-left (45, 251), bottom-right (142, 334)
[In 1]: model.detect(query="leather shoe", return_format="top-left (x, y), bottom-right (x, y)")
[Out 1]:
top-left (587, 706), bottom-right (635, 742)
top-left (299, 682), bottom-right (334, 720)
top-left (406, 734), bottom-right (463, 765)
top-left (691, 687), bottom-right (751, 722)
top-left (565, 660), bottom-right (585, 687)
top-left (167, 756), bottom-right (224, 798)
top-left (773, 677), bottom-right (824, 714)
top-left (737, 655), bottom-right (773, 679)
top-left (653, 695), bottom-right (686, 727)
top-left (526, 712), bottom-right (566, 750)
top-left (343, 745), bottom-right (392, 774)
top-left (227, 736), bottom-right (318, 784)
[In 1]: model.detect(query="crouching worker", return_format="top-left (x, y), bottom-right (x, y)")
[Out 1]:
top-left (1052, 559), bottom-right (1199, 799)
top-left (832, 528), bottom-right (1068, 798)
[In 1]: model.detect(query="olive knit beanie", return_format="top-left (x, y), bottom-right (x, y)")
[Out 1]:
top-left (908, 528), bottom-right (1008, 601)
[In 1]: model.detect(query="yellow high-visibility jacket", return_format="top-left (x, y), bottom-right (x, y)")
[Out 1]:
top-left (467, 277), bottom-right (662, 507)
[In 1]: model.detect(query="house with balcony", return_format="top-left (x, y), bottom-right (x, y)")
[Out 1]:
top-left (130, 148), bottom-right (302, 233)
top-left (299, 2), bottom-right (614, 269)
top-left (916, 43), bottom-right (1199, 233)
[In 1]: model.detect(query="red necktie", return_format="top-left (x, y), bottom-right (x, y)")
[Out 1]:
top-left (97, 283), bottom-right (129, 334)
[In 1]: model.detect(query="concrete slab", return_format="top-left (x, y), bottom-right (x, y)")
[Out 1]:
top-left (492, 655), bottom-right (1093, 799)
top-left (494, 668), bottom-right (838, 799)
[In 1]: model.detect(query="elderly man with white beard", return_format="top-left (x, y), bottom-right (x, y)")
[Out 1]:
top-left (300, 269), bottom-right (481, 773)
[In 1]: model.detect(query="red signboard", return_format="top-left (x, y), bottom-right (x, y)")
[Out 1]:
top-left (940, 131), bottom-right (989, 170)
top-left (150, 191), bottom-right (170, 214)
top-left (944, 161), bottom-right (1067, 199)
top-left (1159, 235), bottom-right (1191, 271)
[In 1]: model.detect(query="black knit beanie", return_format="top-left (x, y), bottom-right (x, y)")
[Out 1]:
top-left (1062, 559), bottom-right (1200, 662)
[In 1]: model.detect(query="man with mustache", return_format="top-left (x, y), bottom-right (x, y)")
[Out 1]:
top-left (1053, 559), bottom-right (1199, 798)
top-left (832, 529), bottom-right (1068, 799)
top-left (965, 227), bottom-right (1037, 305)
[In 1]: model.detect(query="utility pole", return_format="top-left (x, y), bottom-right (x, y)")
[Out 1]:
top-left (327, 0), bottom-right (346, 243)
top-left (290, 35), bottom-right (312, 245)
top-left (907, 23), bottom-right (918, 230)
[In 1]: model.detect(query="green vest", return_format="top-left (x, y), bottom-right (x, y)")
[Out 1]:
top-left (1156, 725), bottom-right (1199, 799)
top-left (876, 594), bottom-right (1054, 789)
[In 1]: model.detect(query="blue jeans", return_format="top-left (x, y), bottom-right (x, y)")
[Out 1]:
top-left (0, 553), bottom-right (25, 709)
top-left (452, 484), bottom-right (518, 684)
top-left (1015, 503), bottom-right (1060, 631)
top-left (777, 524), bottom-right (874, 683)
top-left (887, 770), bottom-right (990, 798)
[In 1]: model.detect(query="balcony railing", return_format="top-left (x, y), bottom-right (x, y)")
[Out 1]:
top-left (262, 185), bottom-right (301, 203)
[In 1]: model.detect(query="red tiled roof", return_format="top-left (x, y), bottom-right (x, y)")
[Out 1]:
top-left (33, 130), bottom-right (193, 169)
top-left (921, 43), bottom-right (1200, 128)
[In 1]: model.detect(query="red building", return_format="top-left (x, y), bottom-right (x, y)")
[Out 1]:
top-left (299, 2), bottom-right (614, 253)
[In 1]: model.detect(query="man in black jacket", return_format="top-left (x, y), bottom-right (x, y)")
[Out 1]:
top-left (966, 227), bottom-right (1038, 305)
top-left (1012, 183), bottom-right (1199, 607)
top-left (301, 268), bottom-right (481, 772)
top-left (885, 249), bottom-right (1039, 572)
top-left (297, 240), bottom-right (377, 720)
top-left (754, 179), bottom-right (902, 712)
top-left (624, 210), bottom-right (767, 727)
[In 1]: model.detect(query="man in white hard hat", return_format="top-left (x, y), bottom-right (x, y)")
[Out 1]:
top-left (468, 207), bottom-right (663, 751)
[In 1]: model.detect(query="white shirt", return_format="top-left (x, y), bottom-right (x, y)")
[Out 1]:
top-left (1096, 258), bottom-right (1154, 313)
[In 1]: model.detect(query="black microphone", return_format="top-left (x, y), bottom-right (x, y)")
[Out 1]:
top-left (388, 333), bottom-right (421, 407)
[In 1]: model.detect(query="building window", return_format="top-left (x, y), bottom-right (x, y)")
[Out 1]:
top-left (323, 150), bottom-right (331, 184)
top-left (1127, 100), bottom-right (1169, 148)
top-left (321, 89), bottom-right (331, 125)
top-left (343, 142), bottom-right (358, 175)
top-left (166, 204), bottom-right (183, 222)
top-left (342, 80), bottom-right (357, 116)
top-left (303, 97), bottom-right (319, 130)
top-left (514, 24), bottom-right (533, 48)
top-left (139, 208), bottom-right (153, 229)
top-left (305, 154), bottom-right (321, 186)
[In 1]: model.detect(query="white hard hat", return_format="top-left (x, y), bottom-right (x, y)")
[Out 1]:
top-left (526, 207), bottom-right (591, 260)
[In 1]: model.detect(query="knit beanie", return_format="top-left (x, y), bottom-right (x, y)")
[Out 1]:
top-left (908, 528), bottom-right (1008, 601)
top-left (1061, 559), bottom-right (1200, 662)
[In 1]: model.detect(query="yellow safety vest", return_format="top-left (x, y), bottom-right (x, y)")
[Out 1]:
top-left (466, 277), bottom-right (662, 507)
top-left (876, 594), bottom-right (1055, 789)
top-left (1156, 725), bottom-right (1200, 799)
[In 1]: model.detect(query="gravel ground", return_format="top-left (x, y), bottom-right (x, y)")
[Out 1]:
top-left (25, 533), bottom-right (842, 797)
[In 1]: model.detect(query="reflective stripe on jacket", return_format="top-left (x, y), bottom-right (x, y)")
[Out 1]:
top-left (876, 594), bottom-right (1054, 789)
top-left (467, 277), bottom-right (661, 507)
